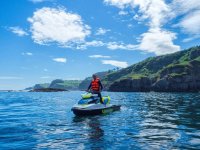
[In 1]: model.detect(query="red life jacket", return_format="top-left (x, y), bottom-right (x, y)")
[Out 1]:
top-left (91, 78), bottom-right (100, 91)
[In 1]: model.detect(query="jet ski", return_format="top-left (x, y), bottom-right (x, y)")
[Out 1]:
top-left (71, 93), bottom-right (121, 116)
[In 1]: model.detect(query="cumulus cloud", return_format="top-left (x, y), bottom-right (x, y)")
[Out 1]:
top-left (21, 52), bottom-right (33, 56)
top-left (105, 0), bottom-right (172, 28)
top-left (89, 55), bottom-right (111, 58)
top-left (104, 0), bottom-right (180, 55)
top-left (134, 0), bottom-right (180, 55)
top-left (52, 58), bottom-right (67, 63)
top-left (134, 0), bottom-right (173, 28)
top-left (28, 7), bottom-right (90, 46)
top-left (96, 28), bottom-right (110, 35)
top-left (138, 28), bottom-right (180, 55)
top-left (9, 26), bottom-right (28, 36)
top-left (102, 60), bottom-right (128, 68)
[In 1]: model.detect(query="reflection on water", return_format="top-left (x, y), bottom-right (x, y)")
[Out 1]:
top-left (73, 116), bottom-right (104, 149)
top-left (0, 91), bottom-right (200, 149)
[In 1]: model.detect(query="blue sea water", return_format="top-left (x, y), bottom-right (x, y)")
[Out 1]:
top-left (0, 91), bottom-right (200, 149)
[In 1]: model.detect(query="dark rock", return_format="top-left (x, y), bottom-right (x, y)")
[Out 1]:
top-left (29, 88), bottom-right (68, 92)
top-left (109, 77), bottom-right (152, 92)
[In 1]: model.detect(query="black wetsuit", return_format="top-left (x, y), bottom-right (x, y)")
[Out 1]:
top-left (87, 80), bottom-right (103, 103)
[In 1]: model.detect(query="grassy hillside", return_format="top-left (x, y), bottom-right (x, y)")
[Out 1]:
top-left (102, 46), bottom-right (200, 91)
top-left (34, 83), bottom-right (50, 89)
top-left (103, 46), bottom-right (200, 82)
top-left (31, 79), bottom-right (82, 91)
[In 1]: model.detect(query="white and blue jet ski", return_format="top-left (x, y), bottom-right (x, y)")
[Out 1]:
top-left (71, 93), bottom-right (121, 116)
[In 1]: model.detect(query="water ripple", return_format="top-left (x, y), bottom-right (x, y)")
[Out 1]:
top-left (0, 91), bottom-right (200, 149)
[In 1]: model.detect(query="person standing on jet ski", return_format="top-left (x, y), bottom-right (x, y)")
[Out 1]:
top-left (87, 74), bottom-right (103, 104)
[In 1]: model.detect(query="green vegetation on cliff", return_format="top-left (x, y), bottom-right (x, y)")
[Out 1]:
top-left (31, 79), bottom-right (82, 91)
top-left (102, 46), bottom-right (200, 92)
top-left (49, 79), bottom-right (81, 90)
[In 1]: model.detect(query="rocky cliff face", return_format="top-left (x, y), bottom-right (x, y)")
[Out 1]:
top-left (108, 67), bottom-right (200, 92)
top-left (109, 77), bottom-right (152, 92)
top-left (49, 79), bottom-right (65, 89)
top-left (106, 46), bottom-right (200, 92)
top-left (152, 60), bottom-right (200, 92)
top-left (34, 83), bottom-right (50, 89)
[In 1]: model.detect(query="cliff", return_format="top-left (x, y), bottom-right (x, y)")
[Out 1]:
top-left (29, 79), bottom-right (82, 92)
top-left (104, 46), bottom-right (200, 92)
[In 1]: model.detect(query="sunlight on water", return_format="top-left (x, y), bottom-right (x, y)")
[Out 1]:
top-left (0, 91), bottom-right (200, 149)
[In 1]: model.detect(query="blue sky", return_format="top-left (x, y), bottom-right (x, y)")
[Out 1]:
top-left (0, 0), bottom-right (199, 90)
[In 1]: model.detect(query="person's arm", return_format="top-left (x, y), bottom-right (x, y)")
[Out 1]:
top-left (99, 80), bottom-right (103, 91)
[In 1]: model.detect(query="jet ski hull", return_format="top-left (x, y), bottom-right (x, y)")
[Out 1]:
top-left (71, 105), bottom-right (121, 116)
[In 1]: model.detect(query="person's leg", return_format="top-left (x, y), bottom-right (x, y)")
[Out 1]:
top-left (98, 92), bottom-right (103, 104)
top-left (91, 90), bottom-right (100, 103)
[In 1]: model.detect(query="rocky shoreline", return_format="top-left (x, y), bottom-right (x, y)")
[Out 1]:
top-left (29, 88), bottom-right (68, 92)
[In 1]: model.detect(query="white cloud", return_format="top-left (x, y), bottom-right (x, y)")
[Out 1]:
top-left (21, 52), bottom-right (33, 56)
top-left (182, 35), bottom-right (200, 43)
top-left (130, 0), bottom-right (180, 55)
top-left (89, 55), bottom-right (111, 58)
top-left (0, 76), bottom-right (23, 80)
top-left (105, 0), bottom-right (172, 28)
top-left (107, 42), bottom-right (137, 50)
top-left (138, 28), bottom-right (180, 55)
top-left (178, 10), bottom-right (200, 35)
top-left (104, 0), bottom-right (133, 9)
top-left (76, 40), bottom-right (105, 49)
top-left (134, 0), bottom-right (173, 28)
top-left (9, 26), bottom-right (28, 37)
top-left (28, 7), bottom-right (90, 46)
top-left (104, 0), bottom-right (180, 55)
top-left (96, 28), bottom-right (110, 35)
top-left (102, 60), bottom-right (128, 68)
top-left (118, 10), bottom-right (128, 15)
top-left (170, 0), bottom-right (200, 40)
top-left (53, 58), bottom-right (67, 63)
top-left (171, 0), bottom-right (200, 15)
top-left (127, 24), bottom-right (133, 28)
top-left (77, 40), bottom-right (138, 51)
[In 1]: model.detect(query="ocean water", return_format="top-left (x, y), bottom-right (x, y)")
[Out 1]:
top-left (0, 91), bottom-right (200, 149)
